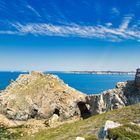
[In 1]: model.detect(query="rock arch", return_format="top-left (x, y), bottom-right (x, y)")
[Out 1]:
top-left (77, 101), bottom-right (91, 119)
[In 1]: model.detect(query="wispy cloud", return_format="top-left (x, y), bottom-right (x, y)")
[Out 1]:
top-left (26, 5), bottom-right (41, 17)
top-left (111, 7), bottom-right (120, 16)
top-left (0, 15), bottom-right (140, 42)
top-left (0, 30), bottom-right (18, 35)
top-left (105, 22), bottom-right (112, 27)
top-left (119, 15), bottom-right (133, 31)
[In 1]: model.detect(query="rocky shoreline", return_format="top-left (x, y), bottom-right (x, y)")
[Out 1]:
top-left (0, 69), bottom-right (140, 128)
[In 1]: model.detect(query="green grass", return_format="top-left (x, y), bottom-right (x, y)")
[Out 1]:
top-left (1, 103), bottom-right (140, 140)
top-left (85, 135), bottom-right (98, 140)
top-left (0, 125), bottom-right (24, 140)
top-left (107, 124), bottom-right (140, 140)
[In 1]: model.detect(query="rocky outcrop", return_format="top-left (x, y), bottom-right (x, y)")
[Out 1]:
top-left (86, 87), bottom-right (127, 115)
top-left (0, 72), bottom-right (86, 121)
top-left (86, 69), bottom-right (140, 115)
top-left (0, 69), bottom-right (140, 124)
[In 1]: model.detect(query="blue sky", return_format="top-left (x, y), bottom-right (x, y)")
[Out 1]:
top-left (0, 0), bottom-right (140, 71)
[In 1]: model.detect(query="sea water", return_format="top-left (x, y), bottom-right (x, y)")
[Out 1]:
top-left (0, 72), bottom-right (134, 94)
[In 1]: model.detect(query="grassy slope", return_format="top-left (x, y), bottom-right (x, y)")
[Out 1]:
top-left (1, 103), bottom-right (140, 140)
top-left (107, 124), bottom-right (140, 140)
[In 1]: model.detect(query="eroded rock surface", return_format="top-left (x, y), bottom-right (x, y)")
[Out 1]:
top-left (86, 69), bottom-right (140, 115)
top-left (0, 72), bottom-right (86, 121)
top-left (86, 88), bottom-right (127, 115)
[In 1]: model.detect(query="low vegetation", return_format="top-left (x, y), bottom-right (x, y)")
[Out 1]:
top-left (0, 103), bottom-right (140, 140)
top-left (0, 125), bottom-right (24, 140)
top-left (107, 124), bottom-right (140, 140)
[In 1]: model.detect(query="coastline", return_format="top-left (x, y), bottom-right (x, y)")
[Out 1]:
top-left (46, 71), bottom-right (135, 75)
top-left (0, 70), bottom-right (135, 75)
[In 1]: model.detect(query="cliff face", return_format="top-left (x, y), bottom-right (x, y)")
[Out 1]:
top-left (0, 72), bottom-right (86, 121)
top-left (86, 69), bottom-right (140, 115)
top-left (86, 87), bottom-right (127, 115)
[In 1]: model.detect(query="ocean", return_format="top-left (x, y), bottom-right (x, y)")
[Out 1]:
top-left (0, 72), bottom-right (134, 94)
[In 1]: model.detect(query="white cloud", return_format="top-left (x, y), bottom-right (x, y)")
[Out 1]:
top-left (0, 30), bottom-right (18, 35)
top-left (106, 22), bottom-right (112, 27)
top-left (0, 15), bottom-right (140, 42)
top-left (119, 15), bottom-right (133, 31)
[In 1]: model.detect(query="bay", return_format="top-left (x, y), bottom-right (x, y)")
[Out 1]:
top-left (0, 72), bottom-right (134, 94)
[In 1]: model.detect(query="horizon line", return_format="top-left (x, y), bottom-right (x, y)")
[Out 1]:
top-left (0, 70), bottom-right (136, 72)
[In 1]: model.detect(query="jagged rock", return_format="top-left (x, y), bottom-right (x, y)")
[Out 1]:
top-left (0, 72), bottom-right (86, 121)
top-left (86, 89), bottom-right (127, 115)
top-left (86, 70), bottom-right (140, 115)
top-left (98, 120), bottom-right (122, 140)
top-left (116, 82), bottom-right (127, 89)
top-left (86, 69), bottom-right (140, 116)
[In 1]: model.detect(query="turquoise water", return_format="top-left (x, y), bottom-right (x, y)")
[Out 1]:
top-left (0, 72), bottom-right (134, 94)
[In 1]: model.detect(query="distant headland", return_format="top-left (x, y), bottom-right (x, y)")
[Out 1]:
top-left (47, 71), bottom-right (135, 75)
top-left (0, 70), bottom-right (136, 75)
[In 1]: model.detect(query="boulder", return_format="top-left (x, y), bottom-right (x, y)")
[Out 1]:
top-left (48, 114), bottom-right (60, 127)
top-left (98, 120), bottom-right (122, 140)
